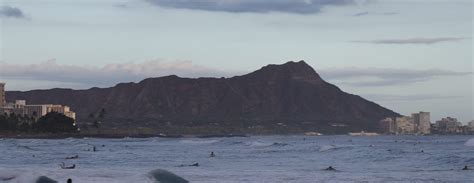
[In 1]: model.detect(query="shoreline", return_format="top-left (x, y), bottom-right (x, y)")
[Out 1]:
top-left (0, 133), bottom-right (252, 139)
top-left (0, 132), bottom-right (471, 139)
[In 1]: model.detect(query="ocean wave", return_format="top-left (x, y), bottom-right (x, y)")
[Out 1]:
top-left (319, 145), bottom-right (337, 152)
top-left (179, 139), bottom-right (220, 145)
top-left (17, 145), bottom-right (38, 151)
top-left (0, 169), bottom-right (39, 183)
top-left (147, 169), bottom-right (188, 183)
top-left (243, 141), bottom-right (289, 147)
top-left (319, 145), bottom-right (355, 152)
top-left (245, 141), bottom-right (272, 147)
top-left (35, 176), bottom-right (58, 183)
top-left (464, 138), bottom-right (474, 147)
top-left (0, 168), bottom-right (155, 183)
top-left (271, 142), bottom-right (288, 147)
top-left (465, 158), bottom-right (474, 164)
top-left (228, 141), bottom-right (244, 145)
top-left (0, 170), bottom-right (18, 181)
top-left (424, 155), bottom-right (465, 165)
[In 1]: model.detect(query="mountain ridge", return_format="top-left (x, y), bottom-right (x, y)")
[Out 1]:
top-left (5, 61), bottom-right (400, 134)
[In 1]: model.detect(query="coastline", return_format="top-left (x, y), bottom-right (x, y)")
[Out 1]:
top-left (0, 132), bottom-right (470, 139)
top-left (0, 132), bottom-right (252, 139)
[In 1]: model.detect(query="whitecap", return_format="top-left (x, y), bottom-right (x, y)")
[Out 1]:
top-left (0, 170), bottom-right (18, 181)
top-left (179, 139), bottom-right (219, 145)
top-left (245, 141), bottom-right (273, 147)
top-left (319, 145), bottom-right (337, 152)
top-left (464, 138), bottom-right (474, 147)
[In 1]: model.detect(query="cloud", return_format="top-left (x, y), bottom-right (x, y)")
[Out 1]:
top-left (319, 67), bottom-right (472, 87)
top-left (0, 60), bottom-right (234, 89)
top-left (360, 94), bottom-right (463, 103)
top-left (351, 11), bottom-right (398, 16)
top-left (114, 3), bottom-right (129, 8)
top-left (0, 61), bottom-right (470, 90)
top-left (0, 6), bottom-right (25, 18)
top-left (352, 37), bottom-right (468, 45)
top-left (353, 11), bottom-right (369, 16)
top-left (144, 0), bottom-right (356, 14)
top-left (361, 94), bottom-right (461, 102)
top-left (382, 12), bottom-right (398, 15)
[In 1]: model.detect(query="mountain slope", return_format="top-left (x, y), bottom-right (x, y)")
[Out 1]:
top-left (5, 61), bottom-right (399, 134)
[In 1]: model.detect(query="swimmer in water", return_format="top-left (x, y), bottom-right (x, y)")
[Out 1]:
top-left (210, 152), bottom-right (215, 158)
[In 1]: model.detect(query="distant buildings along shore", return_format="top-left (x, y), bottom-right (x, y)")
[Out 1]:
top-left (0, 83), bottom-right (5, 107)
top-left (0, 83), bottom-right (76, 121)
top-left (380, 112), bottom-right (474, 135)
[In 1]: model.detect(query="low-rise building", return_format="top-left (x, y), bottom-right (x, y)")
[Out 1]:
top-left (379, 111), bottom-right (431, 135)
top-left (48, 105), bottom-right (76, 120)
top-left (434, 117), bottom-right (463, 134)
top-left (468, 120), bottom-right (474, 128)
top-left (395, 116), bottom-right (415, 134)
top-left (0, 83), bottom-right (76, 121)
top-left (379, 117), bottom-right (396, 134)
top-left (467, 120), bottom-right (474, 133)
top-left (1, 100), bottom-right (76, 121)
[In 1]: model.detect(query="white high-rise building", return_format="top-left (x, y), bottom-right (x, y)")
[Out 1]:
top-left (412, 111), bottom-right (431, 134)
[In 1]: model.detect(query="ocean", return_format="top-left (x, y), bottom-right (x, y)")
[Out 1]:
top-left (0, 135), bottom-right (473, 182)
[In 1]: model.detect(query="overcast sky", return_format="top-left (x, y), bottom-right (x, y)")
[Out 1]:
top-left (0, 0), bottom-right (472, 123)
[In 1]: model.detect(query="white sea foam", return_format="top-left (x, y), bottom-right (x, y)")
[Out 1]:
top-left (464, 138), bottom-right (474, 147)
top-left (245, 141), bottom-right (274, 147)
top-left (179, 139), bottom-right (220, 144)
top-left (319, 144), bottom-right (336, 152)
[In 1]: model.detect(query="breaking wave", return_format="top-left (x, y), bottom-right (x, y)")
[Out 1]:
top-left (17, 145), bottom-right (38, 151)
top-left (179, 139), bottom-right (220, 145)
top-left (464, 138), bottom-right (474, 147)
top-left (147, 169), bottom-right (188, 183)
top-left (0, 168), bottom-right (155, 183)
top-left (319, 145), bottom-right (354, 152)
top-left (244, 141), bottom-right (288, 147)
top-left (319, 145), bottom-right (337, 152)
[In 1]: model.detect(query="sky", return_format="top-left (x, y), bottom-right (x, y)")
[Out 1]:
top-left (0, 0), bottom-right (472, 123)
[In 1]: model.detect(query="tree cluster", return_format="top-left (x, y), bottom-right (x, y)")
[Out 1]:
top-left (0, 112), bottom-right (77, 133)
top-left (0, 113), bottom-right (35, 132)
top-left (87, 108), bottom-right (106, 129)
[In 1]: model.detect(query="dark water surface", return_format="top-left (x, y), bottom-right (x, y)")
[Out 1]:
top-left (0, 135), bottom-right (473, 182)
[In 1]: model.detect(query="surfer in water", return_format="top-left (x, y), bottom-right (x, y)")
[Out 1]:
top-left (66, 155), bottom-right (79, 159)
top-left (177, 162), bottom-right (200, 167)
top-left (463, 166), bottom-right (469, 170)
top-left (67, 178), bottom-right (72, 183)
top-left (325, 166), bottom-right (336, 171)
top-left (60, 162), bottom-right (76, 169)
